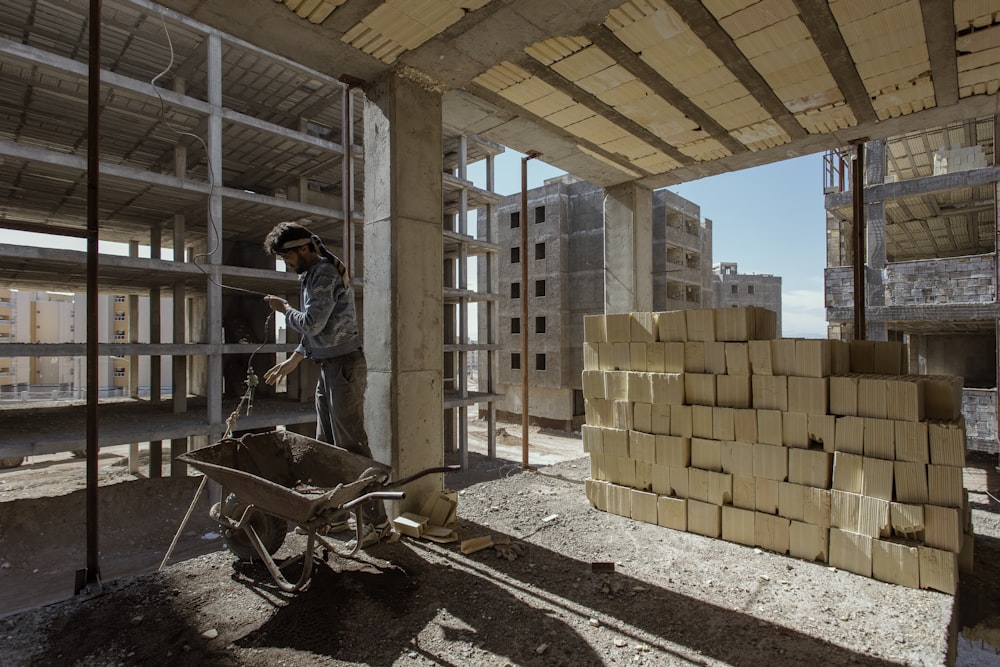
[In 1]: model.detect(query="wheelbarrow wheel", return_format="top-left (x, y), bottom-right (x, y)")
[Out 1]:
top-left (0, 457), bottom-right (24, 469)
top-left (220, 493), bottom-right (288, 562)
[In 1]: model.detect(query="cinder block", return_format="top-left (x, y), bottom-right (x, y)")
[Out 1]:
top-left (778, 482), bottom-right (805, 522)
top-left (748, 340), bottom-right (773, 375)
top-left (651, 404), bottom-right (671, 434)
top-left (861, 456), bottom-right (894, 501)
top-left (752, 375), bottom-right (788, 411)
top-left (830, 490), bottom-right (862, 533)
top-left (685, 309), bottom-right (715, 342)
top-left (583, 314), bottom-right (607, 343)
top-left (794, 339), bottom-right (831, 378)
top-left (630, 312), bottom-right (656, 343)
top-left (712, 407), bottom-right (735, 441)
top-left (832, 452), bottom-right (863, 493)
top-left (684, 341), bottom-right (705, 373)
top-left (755, 477), bottom-right (780, 514)
top-left (725, 342), bottom-right (750, 376)
top-left (686, 373), bottom-right (716, 406)
top-left (705, 342), bottom-right (727, 374)
top-left (858, 377), bottom-right (888, 419)
top-left (790, 521), bottom-right (829, 562)
top-left (928, 420), bottom-right (966, 466)
top-left (755, 512), bottom-right (790, 554)
top-left (924, 505), bottom-right (963, 553)
top-left (691, 437), bottom-right (722, 472)
top-left (633, 402), bottom-right (652, 433)
top-left (717, 375), bottom-right (752, 408)
top-left (734, 409), bottom-right (758, 442)
top-left (663, 342), bottom-right (685, 373)
top-left (629, 343), bottom-right (648, 372)
top-left (733, 475), bottom-right (755, 510)
top-left (655, 434), bottom-right (690, 468)
top-left (629, 430), bottom-right (656, 464)
top-left (687, 499), bottom-right (721, 538)
top-left (829, 528), bottom-right (872, 577)
top-left (722, 506), bottom-right (756, 546)
top-left (757, 409), bottom-right (783, 446)
top-left (787, 376), bottom-right (828, 415)
top-left (630, 488), bottom-right (658, 524)
top-left (581, 370), bottom-right (606, 399)
top-left (834, 416), bottom-right (865, 454)
top-left (692, 405), bottom-right (714, 438)
top-left (803, 487), bottom-right (831, 527)
top-left (585, 479), bottom-right (610, 510)
top-left (669, 405), bottom-right (693, 438)
top-left (650, 372), bottom-right (684, 405)
top-left (605, 313), bottom-right (631, 343)
top-left (895, 420), bottom-right (929, 463)
top-left (627, 372), bottom-right (653, 403)
top-left (928, 464), bottom-right (963, 508)
top-left (753, 443), bottom-right (788, 482)
top-left (770, 339), bottom-right (797, 376)
top-left (873, 539), bottom-right (920, 588)
top-left (646, 342), bottom-right (665, 373)
top-left (722, 440), bottom-right (754, 477)
top-left (788, 448), bottom-right (832, 489)
top-left (829, 375), bottom-right (859, 416)
top-left (782, 411), bottom-right (809, 448)
top-left (890, 502), bottom-right (925, 540)
top-left (894, 461), bottom-right (929, 504)
top-left (919, 545), bottom-right (958, 595)
top-left (657, 496), bottom-right (687, 531)
top-left (655, 310), bottom-right (687, 342)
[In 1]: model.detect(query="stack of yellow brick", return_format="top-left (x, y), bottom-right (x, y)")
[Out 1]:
top-left (581, 307), bottom-right (970, 595)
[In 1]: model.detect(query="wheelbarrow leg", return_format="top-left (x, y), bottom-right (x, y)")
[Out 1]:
top-left (242, 523), bottom-right (317, 593)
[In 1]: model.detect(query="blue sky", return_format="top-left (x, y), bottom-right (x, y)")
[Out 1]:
top-left (469, 150), bottom-right (829, 338)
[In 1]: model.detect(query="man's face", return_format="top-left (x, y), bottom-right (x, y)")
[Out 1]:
top-left (279, 246), bottom-right (308, 274)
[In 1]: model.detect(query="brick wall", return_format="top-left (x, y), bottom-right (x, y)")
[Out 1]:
top-left (963, 388), bottom-right (998, 454)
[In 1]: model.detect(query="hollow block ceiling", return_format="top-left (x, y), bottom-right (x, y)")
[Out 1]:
top-left (159, 0), bottom-right (1000, 188)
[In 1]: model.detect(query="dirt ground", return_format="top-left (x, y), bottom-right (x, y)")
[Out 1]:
top-left (2, 422), bottom-right (1000, 666)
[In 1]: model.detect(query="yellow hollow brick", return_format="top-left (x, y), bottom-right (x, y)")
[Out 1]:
top-left (657, 495), bottom-right (687, 531)
top-left (705, 341), bottom-right (727, 374)
top-left (835, 416), bottom-right (865, 455)
top-left (688, 499), bottom-right (721, 537)
top-left (755, 512), bottom-right (790, 554)
top-left (733, 475), bottom-right (756, 510)
top-left (919, 545), bottom-right (958, 595)
top-left (808, 413), bottom-right (837, 453)
top-left (713, 407), bottom-right (736, 441)
top-left (753, 443), bottom-right (788, 482)
top-left (692, 405), bottom-right (714, 438)
top-left (790, 521), bottom-right (829, 563)
top-left (655, 310), bottom-right (687, 342)
top-left (873, 539), bottom-right (920, 588)
top-left (782, 411), bottom-right (809, 448)
top-left (757, 409), bottom-right (783, 446)
top-left (734, 408), bottom-right (759, 442)
top-left (655, 434), bottom-right (690, 468)
top-left (723, 505), bottom-right (756, 546)
top-left (829, 528), bottom-right (872, 577)
top-left (646, 342), bottom-right (666, 372)
top-left (691, 437), bottom-right (722, 472)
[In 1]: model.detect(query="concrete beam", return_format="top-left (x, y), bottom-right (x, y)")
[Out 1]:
top-left (920, 0), bottom-right (959, 108)
top-left (826, 165), bottom-right (1000, 208)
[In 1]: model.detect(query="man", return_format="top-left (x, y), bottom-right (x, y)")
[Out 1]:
top-left (262, 221), bottom-right (392, 547)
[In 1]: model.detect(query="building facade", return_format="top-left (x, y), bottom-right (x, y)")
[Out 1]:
top-left (478, 178), bottom-right (712, 429)
top-left (713, 262), bottom-right (782, 335)
top-left (823, 116), bottom-right (999, 453)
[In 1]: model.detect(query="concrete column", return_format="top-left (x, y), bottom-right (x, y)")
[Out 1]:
top-left (866, 139), bottom-right (887, 341)
top-left (603, 182), bottom-right (653, 314)
top-left (363, 73), bottom-right (444, 512)
top-left (205, 33), bottom-right (224, 442)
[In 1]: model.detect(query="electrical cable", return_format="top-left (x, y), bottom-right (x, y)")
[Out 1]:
top-left (151, 10), bottom-right (265, 298)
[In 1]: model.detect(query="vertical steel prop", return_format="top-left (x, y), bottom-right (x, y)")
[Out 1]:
top-left (78, 0), bottom-right (103, 595)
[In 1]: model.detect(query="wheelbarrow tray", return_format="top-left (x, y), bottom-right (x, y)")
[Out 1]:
top-left (177, 430), bottom-right (390, 526)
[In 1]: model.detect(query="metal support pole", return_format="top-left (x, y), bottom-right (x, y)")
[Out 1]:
top-left (520, 152), bottom-right (537, 469)
top-left (79, 0), bottom-right (102, 596)
top-left (852, 141), bottom-right (866, 341)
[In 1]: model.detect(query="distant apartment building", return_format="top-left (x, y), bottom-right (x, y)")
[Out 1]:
top-left (0, 288), bottom-right (172, 399)
top-left (713, 262), bottom-right (782, 335)
top-left (823, 116), bottom-right (998, 453)
top-left (478, 178), bottom-right (712, 429)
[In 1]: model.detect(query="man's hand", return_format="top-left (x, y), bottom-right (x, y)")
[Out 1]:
top-left (264, 294), bottom-right (289, 314)
top-left (264, 352), bottom-right (303, 385)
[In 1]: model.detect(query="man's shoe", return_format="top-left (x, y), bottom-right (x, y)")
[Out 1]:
top-left (347, 521), bottom-right (395, 550)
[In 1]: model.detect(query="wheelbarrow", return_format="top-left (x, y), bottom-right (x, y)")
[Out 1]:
top-left (177, 430), bottom-right (458, 592)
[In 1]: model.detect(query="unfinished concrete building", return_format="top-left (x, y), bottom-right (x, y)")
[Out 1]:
top-left (1, 1), bottom-right (999, 648)
top-left (479, 179), bottom-right (711, 429)
top-left (713, 262), bottom-right (783, 335)
top-left (824, 116), bottom-right (999, 454)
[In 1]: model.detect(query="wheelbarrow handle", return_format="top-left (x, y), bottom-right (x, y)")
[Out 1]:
top-left (386, 464), bottom-right (462, 489)
top-left (340, 490), bottom-right (406, 510)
